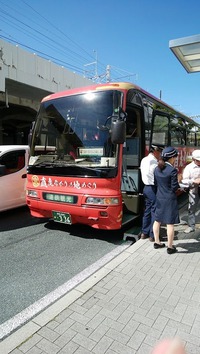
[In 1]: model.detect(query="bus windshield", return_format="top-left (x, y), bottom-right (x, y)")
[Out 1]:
top-left (29, 90), bottom-right (122, 178)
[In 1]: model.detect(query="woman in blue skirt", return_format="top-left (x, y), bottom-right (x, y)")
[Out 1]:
top-left (153, 146), bottom-right (180, 254)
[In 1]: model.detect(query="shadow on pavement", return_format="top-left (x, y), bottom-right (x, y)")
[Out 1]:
top-left (176, 240), bottom-right (200, 253)
top-left (0, 206), bottom-right (48, 232)
top-left (44, 219), bottom-right (125, 245)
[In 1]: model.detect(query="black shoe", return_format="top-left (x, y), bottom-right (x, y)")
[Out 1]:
top-left (167, 246), bottom-right (177, 254)
top-left (154, 243), bottom-right (165, 249)
top-left (140, 233), bottom-right (149, 239)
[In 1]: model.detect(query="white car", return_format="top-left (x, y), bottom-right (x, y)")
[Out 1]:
top-left (0, 145), bottom-right (29, 212)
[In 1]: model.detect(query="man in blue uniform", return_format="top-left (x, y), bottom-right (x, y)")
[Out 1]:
top-left (140, 145), bottom-right (163, 242)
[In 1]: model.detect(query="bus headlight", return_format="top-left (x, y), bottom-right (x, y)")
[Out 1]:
top-left (85, 197), bottom-right (119, 205)
top-left (27, 190), bottom-right (39, 198)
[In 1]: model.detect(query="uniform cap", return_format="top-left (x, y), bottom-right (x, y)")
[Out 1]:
top-left (192, 149), bottom-right (200, 161)
top-left (151, 144), bottom-right (164, 152)
top-left (161, 146), bottom-right (178, 159)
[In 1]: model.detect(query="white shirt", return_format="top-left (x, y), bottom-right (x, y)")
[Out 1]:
top-left (181, 161), bottom-right (200, 188)
top-left (140, 153), bottom-right (158, 185)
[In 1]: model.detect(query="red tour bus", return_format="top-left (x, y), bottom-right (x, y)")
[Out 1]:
top-left (26, 82), bottom-right (200, 230)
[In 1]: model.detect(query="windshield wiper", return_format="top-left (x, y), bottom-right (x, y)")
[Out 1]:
top-left (64, 164), bottom-right (108, 177)
top-left (33, 161), bottom-right (54, 167)
top-left (33, 160), bottom-right (69, 168)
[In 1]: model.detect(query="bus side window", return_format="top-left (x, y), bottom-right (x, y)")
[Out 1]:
top-left (186, 131), bottom-right (196, 145)
top-left (126, 110), bottom-right (138, 138)
top-left (186, 121), bottom-right (198, 146)
top-left (125, 138), bottom-right (140, 166)
top-left (124, 109), bottom-right (141, 167)
top-left (170, 117), bottom-right (186, 146)
top-left (171, 128), bottom-right (186, 146)
top-left (152, 114), bottom-right (169, 146)
top-left (196, 132), bottom-right (200, 146)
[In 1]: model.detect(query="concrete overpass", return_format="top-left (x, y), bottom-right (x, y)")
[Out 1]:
top-left (0, 39), bottom-right (91, 145)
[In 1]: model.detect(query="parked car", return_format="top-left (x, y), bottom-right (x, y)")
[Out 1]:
top-left (0, 145), bottom-right (29, 212)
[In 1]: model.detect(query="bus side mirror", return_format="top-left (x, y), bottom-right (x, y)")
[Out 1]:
top-left (111, 119), bottom-right (126, 144)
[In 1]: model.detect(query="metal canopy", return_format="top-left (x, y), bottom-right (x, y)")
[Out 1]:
top-left (169, 34), bottom-right (200, 73)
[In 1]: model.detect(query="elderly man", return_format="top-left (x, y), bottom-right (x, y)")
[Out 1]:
top-left (181, 149), bottom-right (200, 233)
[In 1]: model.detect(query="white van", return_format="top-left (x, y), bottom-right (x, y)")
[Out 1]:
top-left (0, 145), bottom-right (29, 212)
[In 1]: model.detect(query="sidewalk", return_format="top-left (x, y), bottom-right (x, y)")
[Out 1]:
top-left (1, 209), bottom-right (200, 354)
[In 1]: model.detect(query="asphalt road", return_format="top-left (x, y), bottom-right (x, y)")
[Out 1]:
top-left (0, 206), bottom-right (128, 326)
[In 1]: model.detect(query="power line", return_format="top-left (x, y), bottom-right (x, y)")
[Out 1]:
top-left (0, 0), bottom-right (96, 72)
top-left (0, 34), bottom-right (86, 74)
top-left (21, 0), bottom-right (95, 61)
top-left (0, 7), bottom-right (92, 67)
top-left (190, 115), bottom-right (200, 119)
top-left (0, 0), bottom-right (136, 82)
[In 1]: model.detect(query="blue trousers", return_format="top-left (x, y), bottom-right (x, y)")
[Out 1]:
top-left (142, 185), bottom-right (156, 238)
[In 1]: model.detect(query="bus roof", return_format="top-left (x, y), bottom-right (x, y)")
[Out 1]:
top-left (41, 82), bottom-right (199, 126)
top-left (41, 82), bottom-right (135, 102)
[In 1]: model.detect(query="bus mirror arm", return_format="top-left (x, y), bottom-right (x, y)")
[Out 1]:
top-left (97, 117), bottom-right (111, 131)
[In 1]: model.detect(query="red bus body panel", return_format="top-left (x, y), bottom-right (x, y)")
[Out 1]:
top-left (26, 174), bottom-right (123, 230)
top-left (26, 82), bottom-right (200, 230)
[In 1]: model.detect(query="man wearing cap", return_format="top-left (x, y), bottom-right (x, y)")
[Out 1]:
top-left (181, 149), bottom-right (200, 233)
top-left (139, 145), bottom-right (163, 241)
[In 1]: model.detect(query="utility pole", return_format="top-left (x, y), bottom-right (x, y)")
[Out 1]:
top-left (93, 50), bottom-right (98, 79)
top-left (107, 65), bottom-right (138, 82)
top-left (84, 50), bottom-right (99, 82)
top-left (84, 57), bottom-right (137, 84)
top-left (106, 65), bottom-right (111, 82)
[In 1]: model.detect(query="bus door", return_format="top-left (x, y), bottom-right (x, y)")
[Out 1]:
top-left (121, 107), bottom-right (142, 219)
top-left (151, 110), bottom-right (170, 147)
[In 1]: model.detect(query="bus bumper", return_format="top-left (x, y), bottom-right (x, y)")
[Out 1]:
top-left (27, 199), bottom-right (123, 230)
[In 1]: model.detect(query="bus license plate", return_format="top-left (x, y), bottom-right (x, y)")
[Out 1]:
top-left (52, 211), bottom-right (72, 224)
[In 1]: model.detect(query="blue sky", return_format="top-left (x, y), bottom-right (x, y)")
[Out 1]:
top-left (1, 0), bottom-right (200, 119)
